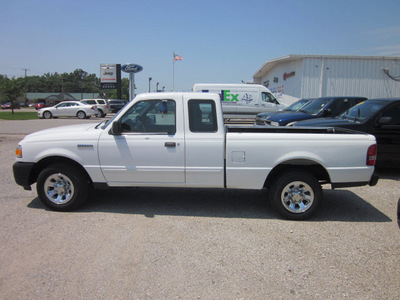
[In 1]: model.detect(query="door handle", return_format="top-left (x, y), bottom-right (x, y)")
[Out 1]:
top-left (165, 142), bottom-right (176, 147)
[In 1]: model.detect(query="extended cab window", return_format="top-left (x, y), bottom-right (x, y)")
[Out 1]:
top-left (188, 100), bottom-right (218, 132)
top-left (120, 99), bottom-right (176, 134)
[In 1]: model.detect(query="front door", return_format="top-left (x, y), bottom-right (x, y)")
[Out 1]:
top-left (98, 99), bottom-right (185, 186)
top-left (371, 103), bottom-right (400, 166)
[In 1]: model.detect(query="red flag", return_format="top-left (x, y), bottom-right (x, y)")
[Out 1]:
top-left (173, 52), bottom-right (182, 61)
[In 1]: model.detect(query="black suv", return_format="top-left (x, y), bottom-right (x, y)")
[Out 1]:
top-left (109, 99), bottom-right (127, 113)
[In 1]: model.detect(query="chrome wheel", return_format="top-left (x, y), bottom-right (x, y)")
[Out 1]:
top-left (281, 181), bottom-right (314, 214)
top-left (44, 173), bottom-right (75, 205)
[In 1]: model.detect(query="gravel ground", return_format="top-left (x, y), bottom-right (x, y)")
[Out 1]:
top-left (0, 119), bottom-right (399, 299)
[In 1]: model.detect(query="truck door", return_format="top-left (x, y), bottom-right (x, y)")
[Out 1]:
top-left (98, 99), bottom-right (185, 185)
top-left (183, 96), bottom-right (225, 187)
top-left (260, 92), bottom-right (281, 113)
top-left (371, 103), bottom-right (400, 166)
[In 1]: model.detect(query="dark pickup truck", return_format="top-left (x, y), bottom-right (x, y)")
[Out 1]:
top-left (291, 98), bottom-right (400, 168)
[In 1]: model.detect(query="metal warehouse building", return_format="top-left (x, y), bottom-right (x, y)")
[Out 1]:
top-left (253, 54), bottom-right (400, 100)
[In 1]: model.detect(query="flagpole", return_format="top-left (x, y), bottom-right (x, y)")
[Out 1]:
top-left (172, 52), bottom-right (175, 91)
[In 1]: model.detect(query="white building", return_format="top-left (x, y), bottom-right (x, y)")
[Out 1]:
top-left (253, 54), bottom-right (400, 100)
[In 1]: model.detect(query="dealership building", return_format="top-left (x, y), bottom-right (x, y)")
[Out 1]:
top-left (253, 54), bottom-right (400, 100)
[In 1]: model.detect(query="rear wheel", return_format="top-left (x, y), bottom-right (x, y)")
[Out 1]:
top-left (77, 111), bottom-right (86, 119)
top-left (96, 109), bottom-right (105, 118)
top-left (269, 170), bottom-right (322, 220)
top-left (36, 163), bottom-right (90, 211)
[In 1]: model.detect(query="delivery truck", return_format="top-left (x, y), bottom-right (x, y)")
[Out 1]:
top-left (192, 83), bottom-right (287, 120)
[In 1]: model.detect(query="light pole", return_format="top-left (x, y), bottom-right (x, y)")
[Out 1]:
top-left (156, 82), bottom-right (159, 92)
top-left (148, 77), bottom-right (152, 93)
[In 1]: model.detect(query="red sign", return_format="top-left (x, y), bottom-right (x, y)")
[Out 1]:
top-left (283, 71), bottom-right (295, 81)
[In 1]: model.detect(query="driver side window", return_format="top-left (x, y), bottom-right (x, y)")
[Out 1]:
top-left (120, 99), bottom-right (176, 134)
top-left (262, 92), bottom-right (278, 104)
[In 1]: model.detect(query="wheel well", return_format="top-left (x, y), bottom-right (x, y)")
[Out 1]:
top-left (264, 160), bottom-right (330, 189)
top-left (30, 156), bottom-right (92, 185)
top-left (77, 110), bottom-right (86, 115)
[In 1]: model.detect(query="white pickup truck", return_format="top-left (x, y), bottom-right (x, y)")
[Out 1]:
top-left (13, 92), bottom-right (379, 220)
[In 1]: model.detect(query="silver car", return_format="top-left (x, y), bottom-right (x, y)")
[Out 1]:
top-left (80, 98), bottom-right (110, 117)
top-left (38, 101), bottom-right (98, 119)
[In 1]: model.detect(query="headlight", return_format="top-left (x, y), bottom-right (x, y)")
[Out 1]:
top-left (16, 145), bottom-right (22, 158)
top-left (270, 121), bottom-right (280, 126)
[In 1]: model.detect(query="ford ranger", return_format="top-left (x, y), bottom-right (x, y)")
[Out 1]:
top-left (13, 92), bottom-right (379, 220)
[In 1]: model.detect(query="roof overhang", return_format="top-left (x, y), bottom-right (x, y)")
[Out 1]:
top-left (253, 54), bottom-right (400, 81)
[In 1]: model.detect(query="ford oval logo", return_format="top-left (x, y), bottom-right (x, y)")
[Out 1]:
top-left (121, 64), bottom-right (143, 73)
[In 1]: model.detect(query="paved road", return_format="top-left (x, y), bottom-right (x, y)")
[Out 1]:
top-left (0, 119), bottom-right (399, 299)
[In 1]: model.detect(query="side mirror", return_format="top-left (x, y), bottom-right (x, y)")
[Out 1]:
top-left (323, 109), bottom-right (332, 116)
top-left (110, 121), bottom-right (122, 135)
top-left (378, 116), bottom-right (392, 125)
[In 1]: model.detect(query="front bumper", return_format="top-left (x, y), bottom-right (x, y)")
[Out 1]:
top-left (13, 162), bottom-right (35, 190)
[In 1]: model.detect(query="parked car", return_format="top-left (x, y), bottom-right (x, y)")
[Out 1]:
top-left (262, 96), bottom-right (367, 126)
top-left (108, 99), bottom-right (127, 113)
top-left (80, 98), bottom-right (110, 117)
top-left (35, 101), bottom-right (48, 110)
top-left (291, 98), bottom-right (400, 168)
top-left (1, 102), bottom-right (21, 109)
top-left (38, 101), bottom-right (98, 119)
top-left (255, 98), bottom-right (315, 125)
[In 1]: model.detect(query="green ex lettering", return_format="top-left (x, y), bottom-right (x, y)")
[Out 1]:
top-left (221, 90), bottom-right (239, 102)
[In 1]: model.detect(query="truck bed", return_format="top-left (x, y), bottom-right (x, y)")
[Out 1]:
top-left (226, 125), bottom-right (365, 135)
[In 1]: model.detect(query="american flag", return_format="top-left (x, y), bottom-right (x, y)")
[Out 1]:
top-left (173, 52), bottom-right (182, 61)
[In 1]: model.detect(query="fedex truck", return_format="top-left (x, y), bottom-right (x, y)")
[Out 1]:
top-left (192, 83), bottom-right (287, 119)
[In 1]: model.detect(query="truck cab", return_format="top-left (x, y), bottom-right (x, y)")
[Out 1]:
top-left (101, 93), bottom-right (225, 187)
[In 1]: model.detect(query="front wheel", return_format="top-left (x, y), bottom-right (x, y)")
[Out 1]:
top-left (43, 111), bottom-right (52, 119)
top-left (269, 170), bottom-right (322, 220)
top-left (36, 163), bottom-right (90, 211)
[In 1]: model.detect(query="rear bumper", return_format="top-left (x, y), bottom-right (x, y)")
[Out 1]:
top-left (13, 162), bottom-right (35, 190)
top-left (331, 172), bottom-right (379, 189)
top-left (369, 172), bottom-right (379, 186)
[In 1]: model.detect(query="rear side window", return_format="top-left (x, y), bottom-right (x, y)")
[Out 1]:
top-left (83, 100), bottom-right (96, 105)
top-left (98, 100), bottom-right (106, 104)
top-left (188, 100), bottom-right (218, 133)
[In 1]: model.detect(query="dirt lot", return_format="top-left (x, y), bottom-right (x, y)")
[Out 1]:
top-left (0, 119), bottom-right (399, 299)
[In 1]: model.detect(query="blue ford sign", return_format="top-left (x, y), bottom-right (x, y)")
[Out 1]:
top-left (121, 63), bottom-right (143, 73)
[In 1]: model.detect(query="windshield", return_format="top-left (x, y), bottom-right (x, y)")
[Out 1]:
top-left (300, 98), bottom-right (332, 115)
top-left (338, 101), bottom-right (386, 122)
top-left (101, 108), bottom-right (126, 129)
top-left (285, 99), bottom-right (311, 111)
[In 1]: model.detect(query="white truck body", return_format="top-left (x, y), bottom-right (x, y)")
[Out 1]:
top-left (13, 92), bottom-right (378, 219)
top-left (192, 83), bottom-right (287, 119)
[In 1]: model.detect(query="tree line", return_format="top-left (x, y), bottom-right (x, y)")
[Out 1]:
top-left (0, 69), bottom-right (129, 105)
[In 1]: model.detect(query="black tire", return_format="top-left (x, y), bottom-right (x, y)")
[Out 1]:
top-left (77, 111), bottom-right (86, 119)
top-left (96, 109), bottom-right (104, 118)
top-left (36, 163), bottom-right (90, 211)
top-left (269, 170), bottom-right (322, 220)
top-left (43, 111), bottom-right (52, 119)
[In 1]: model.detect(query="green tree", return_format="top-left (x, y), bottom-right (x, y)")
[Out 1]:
top-left (0, 75), bottom-right (23, 114)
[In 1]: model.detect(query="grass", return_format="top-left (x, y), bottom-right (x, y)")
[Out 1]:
top-left (0, 110), bottom-right (38, 120)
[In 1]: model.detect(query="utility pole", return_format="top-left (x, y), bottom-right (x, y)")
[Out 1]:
top-left (22, 68), bottom-right (29, 106)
